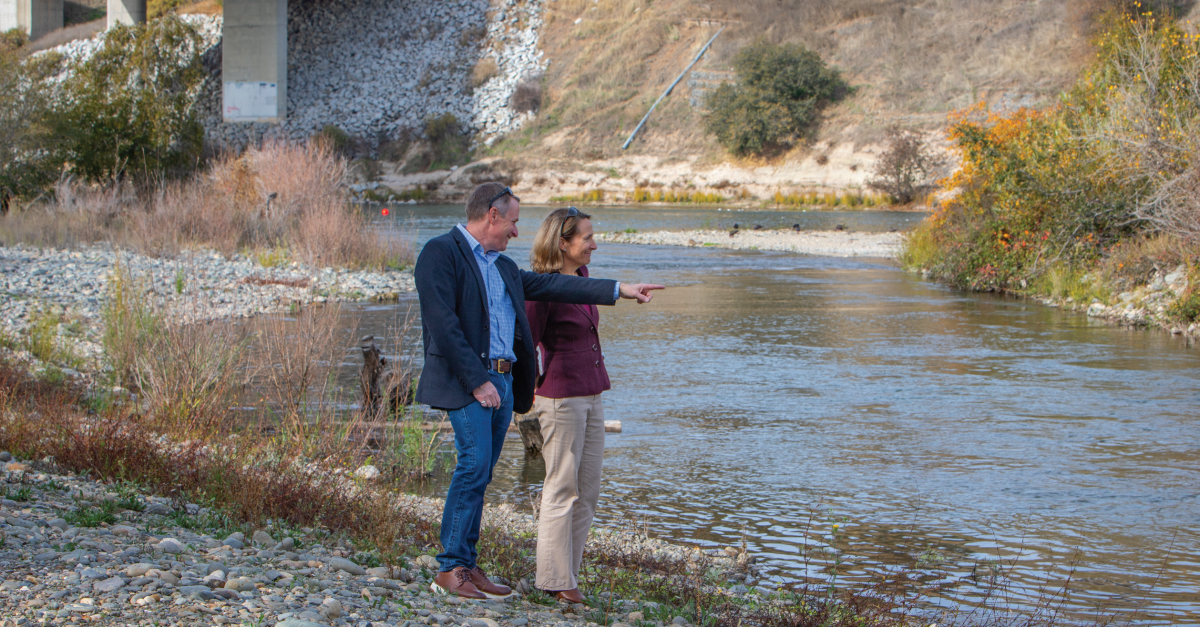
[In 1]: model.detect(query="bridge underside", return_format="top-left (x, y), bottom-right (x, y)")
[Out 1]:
top-left (1, 0), bottom-right (62, 41)
top-left (222, 0), bottom-right (287, 123)
top-left (107, 0), bottom-right (145, 29)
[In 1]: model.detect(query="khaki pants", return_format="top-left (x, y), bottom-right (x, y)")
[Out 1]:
top-left (533, 394), bottom-right (605, 591)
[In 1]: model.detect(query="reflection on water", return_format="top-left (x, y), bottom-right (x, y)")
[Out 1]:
top-left (330, 204), bottom-right (1199, 622)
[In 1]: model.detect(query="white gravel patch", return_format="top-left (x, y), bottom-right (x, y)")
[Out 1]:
top-left (596, 229), bottom-right (903, 258)
top-left (0, 244), bottom-right (414, 366)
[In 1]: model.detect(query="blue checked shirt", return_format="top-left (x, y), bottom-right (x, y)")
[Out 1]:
top-left (458, 224), bottom-right (518, 362)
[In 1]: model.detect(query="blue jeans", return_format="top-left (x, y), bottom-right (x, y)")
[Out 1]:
top-left (437, 371), bottom-right (514, 572)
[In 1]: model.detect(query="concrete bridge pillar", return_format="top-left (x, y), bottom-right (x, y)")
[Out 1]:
top-left (107, 0), bottom-right (145, 28)
top-left (1, 0), bottom-right (63, 41)
top-left (222, 0), bottom-right (288, 123)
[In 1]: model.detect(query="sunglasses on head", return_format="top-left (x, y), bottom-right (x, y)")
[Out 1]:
top-left (486, 187), bottom-right (520, 210)
top-left (560, 207), bottom-right (579, 238)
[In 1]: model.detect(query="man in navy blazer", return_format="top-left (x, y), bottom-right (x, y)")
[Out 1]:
top-left (414, 182), bottom-right (663, 599)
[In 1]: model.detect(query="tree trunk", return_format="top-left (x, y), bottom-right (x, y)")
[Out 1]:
top-left (515, 413), bottom-right (544, 458)
top-left (360, 335), bottom-right (386, 418)
top-left (360, 334), bottom-right (416, 419)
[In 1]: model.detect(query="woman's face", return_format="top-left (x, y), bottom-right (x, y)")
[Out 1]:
top-left (561, 218), bottom-right (597, 269)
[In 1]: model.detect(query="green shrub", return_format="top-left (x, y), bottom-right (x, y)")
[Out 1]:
top-left (320, 125), bottom-right (353, 155)
top-left (65, 501), bottom-right (119, 527)
top-left (420, 113), bottom-right (471, 171)
top-left (55, 16), bottom-right (205, 182)
top-left (705, 39), bottom-right (848, 156)
top-left (1167, 267), bottom-right (1200, 322)
top-left (0, 28), bottom-right (28, 51)
top-left (0, 36), bottom-right (61, 200)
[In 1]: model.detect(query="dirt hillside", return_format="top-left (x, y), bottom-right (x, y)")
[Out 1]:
top-left (467, 0), bottom-right (1200, 204)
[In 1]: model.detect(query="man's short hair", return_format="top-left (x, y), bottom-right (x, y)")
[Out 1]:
top-left (466, 182), bottom-right (518, 222)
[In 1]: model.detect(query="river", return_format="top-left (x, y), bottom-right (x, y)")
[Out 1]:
top-left (343, 203), bottom-right (1199, 623)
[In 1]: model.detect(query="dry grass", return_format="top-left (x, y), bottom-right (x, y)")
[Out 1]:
top-left (0, 141), bottom-right (412, 271)
top-left (502, 0), bottom-right (1159, 161)
top-left (472, 57), bottom-right (500, 88)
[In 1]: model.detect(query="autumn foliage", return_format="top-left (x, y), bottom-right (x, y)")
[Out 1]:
top-left (903, 9), bottom-right (1200, 292)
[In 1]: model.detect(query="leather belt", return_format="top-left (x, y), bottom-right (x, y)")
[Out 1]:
top-left (489, 359), bottom-right (513, 374)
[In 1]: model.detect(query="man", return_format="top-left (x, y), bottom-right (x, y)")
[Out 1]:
top-left (414, 182), bottom-right (663, 599)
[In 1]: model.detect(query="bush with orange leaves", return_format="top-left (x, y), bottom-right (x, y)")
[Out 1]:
top-left (902, 9), bottom-right (1200, 292)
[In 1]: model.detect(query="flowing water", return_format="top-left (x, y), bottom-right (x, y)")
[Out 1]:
top-left (334, 204), bottom-right (1198, 623)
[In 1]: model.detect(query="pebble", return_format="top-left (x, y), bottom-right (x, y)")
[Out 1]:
top-left (324, 557), bottom-right (367, 576)
top-left (154, 538), bottom-right (185, 554)
top-left (355, 464), bottom-right (382, 480)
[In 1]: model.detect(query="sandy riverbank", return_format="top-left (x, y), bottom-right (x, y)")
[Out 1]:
top-left (596, 229), bottom-right (903, 258)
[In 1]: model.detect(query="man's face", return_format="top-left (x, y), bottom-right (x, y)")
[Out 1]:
top-left (485, 201), bottom-right (520, 252)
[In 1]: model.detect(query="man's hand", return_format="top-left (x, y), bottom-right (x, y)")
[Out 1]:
top-left (619, 283), bottom-right (666, 304)
top-left (473, 381), bottom-right (501, 409)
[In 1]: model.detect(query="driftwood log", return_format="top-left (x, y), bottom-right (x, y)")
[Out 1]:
top-left (359, 335), bottom-right (414, 418)
top-left (515, 413), bottom-right (544, 458)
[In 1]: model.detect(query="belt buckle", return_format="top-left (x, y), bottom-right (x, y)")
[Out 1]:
top-left (498, 359), bottom-right (511, 373)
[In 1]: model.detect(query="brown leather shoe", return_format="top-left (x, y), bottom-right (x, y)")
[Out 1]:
top-left (431, 567), bottom-right (487, 599)
top-left (551, 588), bottom-right (585, 604)
top-left (469, 566), bottom-right (513, 598)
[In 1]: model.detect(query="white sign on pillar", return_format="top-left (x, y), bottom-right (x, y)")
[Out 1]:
top-left (223, 82), bottom-right (280, 122)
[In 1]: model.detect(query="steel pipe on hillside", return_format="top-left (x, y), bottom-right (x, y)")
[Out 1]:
top-left (622, 25), bottom-right (724, 151)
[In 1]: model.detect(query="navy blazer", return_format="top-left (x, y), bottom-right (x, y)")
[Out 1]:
top-left (413, 228), bottom-right (618, 414)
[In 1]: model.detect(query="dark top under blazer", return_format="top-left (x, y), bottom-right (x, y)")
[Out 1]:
top-left (526, 265), bottom-right (611, 399)
top-left (414, 228), bottom-right (618, 414)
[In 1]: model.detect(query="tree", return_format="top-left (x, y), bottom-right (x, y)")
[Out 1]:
top-left (0, 30), bottom-right (61, 202)
top-left (866, 126), bottom-right (944, 204)
top-left (705, 39), bottom-right (847, 156)
top-left (56, 16), bottom-right (205, 182)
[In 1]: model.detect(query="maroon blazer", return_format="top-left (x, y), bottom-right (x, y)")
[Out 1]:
top-left (526, 265), bottom-right (612, 399)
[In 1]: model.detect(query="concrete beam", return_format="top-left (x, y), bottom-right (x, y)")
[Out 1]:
top-left (222, 0), bottom-right (287, 123)
top-left (107, 0), bottom-right (145, 28)
top-left (1, 0), bottom-right (63, 41)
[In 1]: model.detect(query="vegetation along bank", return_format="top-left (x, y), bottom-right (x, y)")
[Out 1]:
top-left (900, 10), bottom-right (1200, 341)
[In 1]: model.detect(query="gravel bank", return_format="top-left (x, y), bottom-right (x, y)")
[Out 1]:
top-left (0, 454), bottom-right (757, 627)
top-left (0, 244), bottom-right (414, 364)
top-left (596, 229), bottom-right (903, 258)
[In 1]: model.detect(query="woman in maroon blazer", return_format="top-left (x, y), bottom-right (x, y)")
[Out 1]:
top-left (526, 207), bottom-right (610, 603)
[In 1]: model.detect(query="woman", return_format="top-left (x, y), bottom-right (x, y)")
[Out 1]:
top-left (526, 207), bottom-right (609, 604)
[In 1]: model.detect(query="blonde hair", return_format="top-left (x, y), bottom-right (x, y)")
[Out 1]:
top-left (530, 207), bottom-right (592, 273)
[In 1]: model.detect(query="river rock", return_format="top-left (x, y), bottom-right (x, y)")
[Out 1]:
top-left (93, 576), bottom-right (126, 593)
top-left (154, 538), bottom-right (184, 554)
top-left (318, 598), bottom-right (344, 619)
top-left (252, 529), bottom-right (275, 546)
top-left (354, 464), bottom-right (381, 480)
top-left (180, 585), bottom-right (217, 600)
top-left (125, 563), bottom-right (154, 577)
top-left (144, 502), bottom-right (172, 515)
top-left (323, 557), bottom-right (365, 576)
top-left (224, 577), bottom-right (256, 592)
